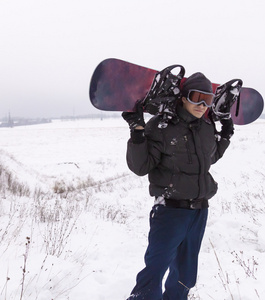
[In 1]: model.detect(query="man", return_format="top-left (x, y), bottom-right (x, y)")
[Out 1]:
top-left (122, 72), bottom-right (234, 300)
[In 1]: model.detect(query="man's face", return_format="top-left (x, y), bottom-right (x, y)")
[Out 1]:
top-left (182, 97), bottom-right (208, 118)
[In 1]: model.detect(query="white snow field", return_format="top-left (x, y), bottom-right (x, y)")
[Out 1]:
top-left (0, 117), bottom-right (265, 299)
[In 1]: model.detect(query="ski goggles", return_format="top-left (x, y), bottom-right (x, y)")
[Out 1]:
top-left (186, 90), bottom-right (215, 108)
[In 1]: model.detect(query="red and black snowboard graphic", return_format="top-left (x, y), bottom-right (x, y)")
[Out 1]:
top-left (89, 58), bottom-right (264, 125)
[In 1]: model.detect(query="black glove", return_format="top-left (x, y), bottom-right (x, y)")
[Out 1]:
top-left (220, 118), bottom-right (234, 140)
top-left (122, 101), bottom-right (145, 130)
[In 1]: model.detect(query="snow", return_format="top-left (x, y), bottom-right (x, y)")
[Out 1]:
top-left (0, 117), bottom-right (265, 299)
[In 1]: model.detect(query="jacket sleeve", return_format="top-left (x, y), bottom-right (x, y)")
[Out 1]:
top-left (211, 137), bottom-right (230, 164)
top-left (126, 118), bottom-right (163, 176)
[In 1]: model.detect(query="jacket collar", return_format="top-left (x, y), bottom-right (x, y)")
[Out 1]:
top-left (176, 105), bottom-right (198, 123)
top-left (166, 105), bottom-right (205, 126)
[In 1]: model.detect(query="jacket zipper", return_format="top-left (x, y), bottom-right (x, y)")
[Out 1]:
top-left (184, 135), bottom-right (192, 164)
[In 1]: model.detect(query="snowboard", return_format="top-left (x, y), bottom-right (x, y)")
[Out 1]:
top-left (89, 58), bottom-right (264, 125)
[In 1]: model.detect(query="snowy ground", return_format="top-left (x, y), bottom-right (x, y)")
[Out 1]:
top-left (0, 117), bottom-right (265, 300)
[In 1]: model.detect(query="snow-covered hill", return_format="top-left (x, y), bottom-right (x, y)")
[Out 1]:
top-left (0, 118), bottom-right (264, 299)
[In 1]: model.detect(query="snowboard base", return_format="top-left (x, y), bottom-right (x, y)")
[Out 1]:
top-left (89, 58), bottom-right (264, 125)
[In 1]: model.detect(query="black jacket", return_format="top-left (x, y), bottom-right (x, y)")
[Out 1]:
top-left (126, 106), bottom-right (230, 201)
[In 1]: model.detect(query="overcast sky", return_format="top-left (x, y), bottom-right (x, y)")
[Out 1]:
top-left (0, 0), bottom-right (264, 118)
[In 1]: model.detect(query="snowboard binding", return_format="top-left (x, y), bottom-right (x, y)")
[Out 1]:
top-left (142, 64), bottom-right (185, 126)
top-left (209, 79), bottom-right (243, 122)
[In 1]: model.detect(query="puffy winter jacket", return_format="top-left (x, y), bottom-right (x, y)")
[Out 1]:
top-left (126, 105), bottom-right (230, 201)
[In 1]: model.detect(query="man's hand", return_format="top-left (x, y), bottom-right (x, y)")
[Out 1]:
top-left (220, 118), bottom-right (234, 140)
top-left (122, 101), bottom-right (145, 131)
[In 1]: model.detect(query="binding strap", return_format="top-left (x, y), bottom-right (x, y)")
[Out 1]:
top-left (210, 79), bottom-right (243, 121)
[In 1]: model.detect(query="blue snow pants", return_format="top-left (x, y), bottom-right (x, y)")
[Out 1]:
top-left (127, 204), bottom-right (208, 300)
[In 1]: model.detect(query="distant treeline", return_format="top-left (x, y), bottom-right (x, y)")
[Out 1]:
top-left (0, 118), bottom-right (52, 128)
top-left (60, 113), bottom-right (121, 120)
top-left (0, 113), bottom-right (121, 128)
